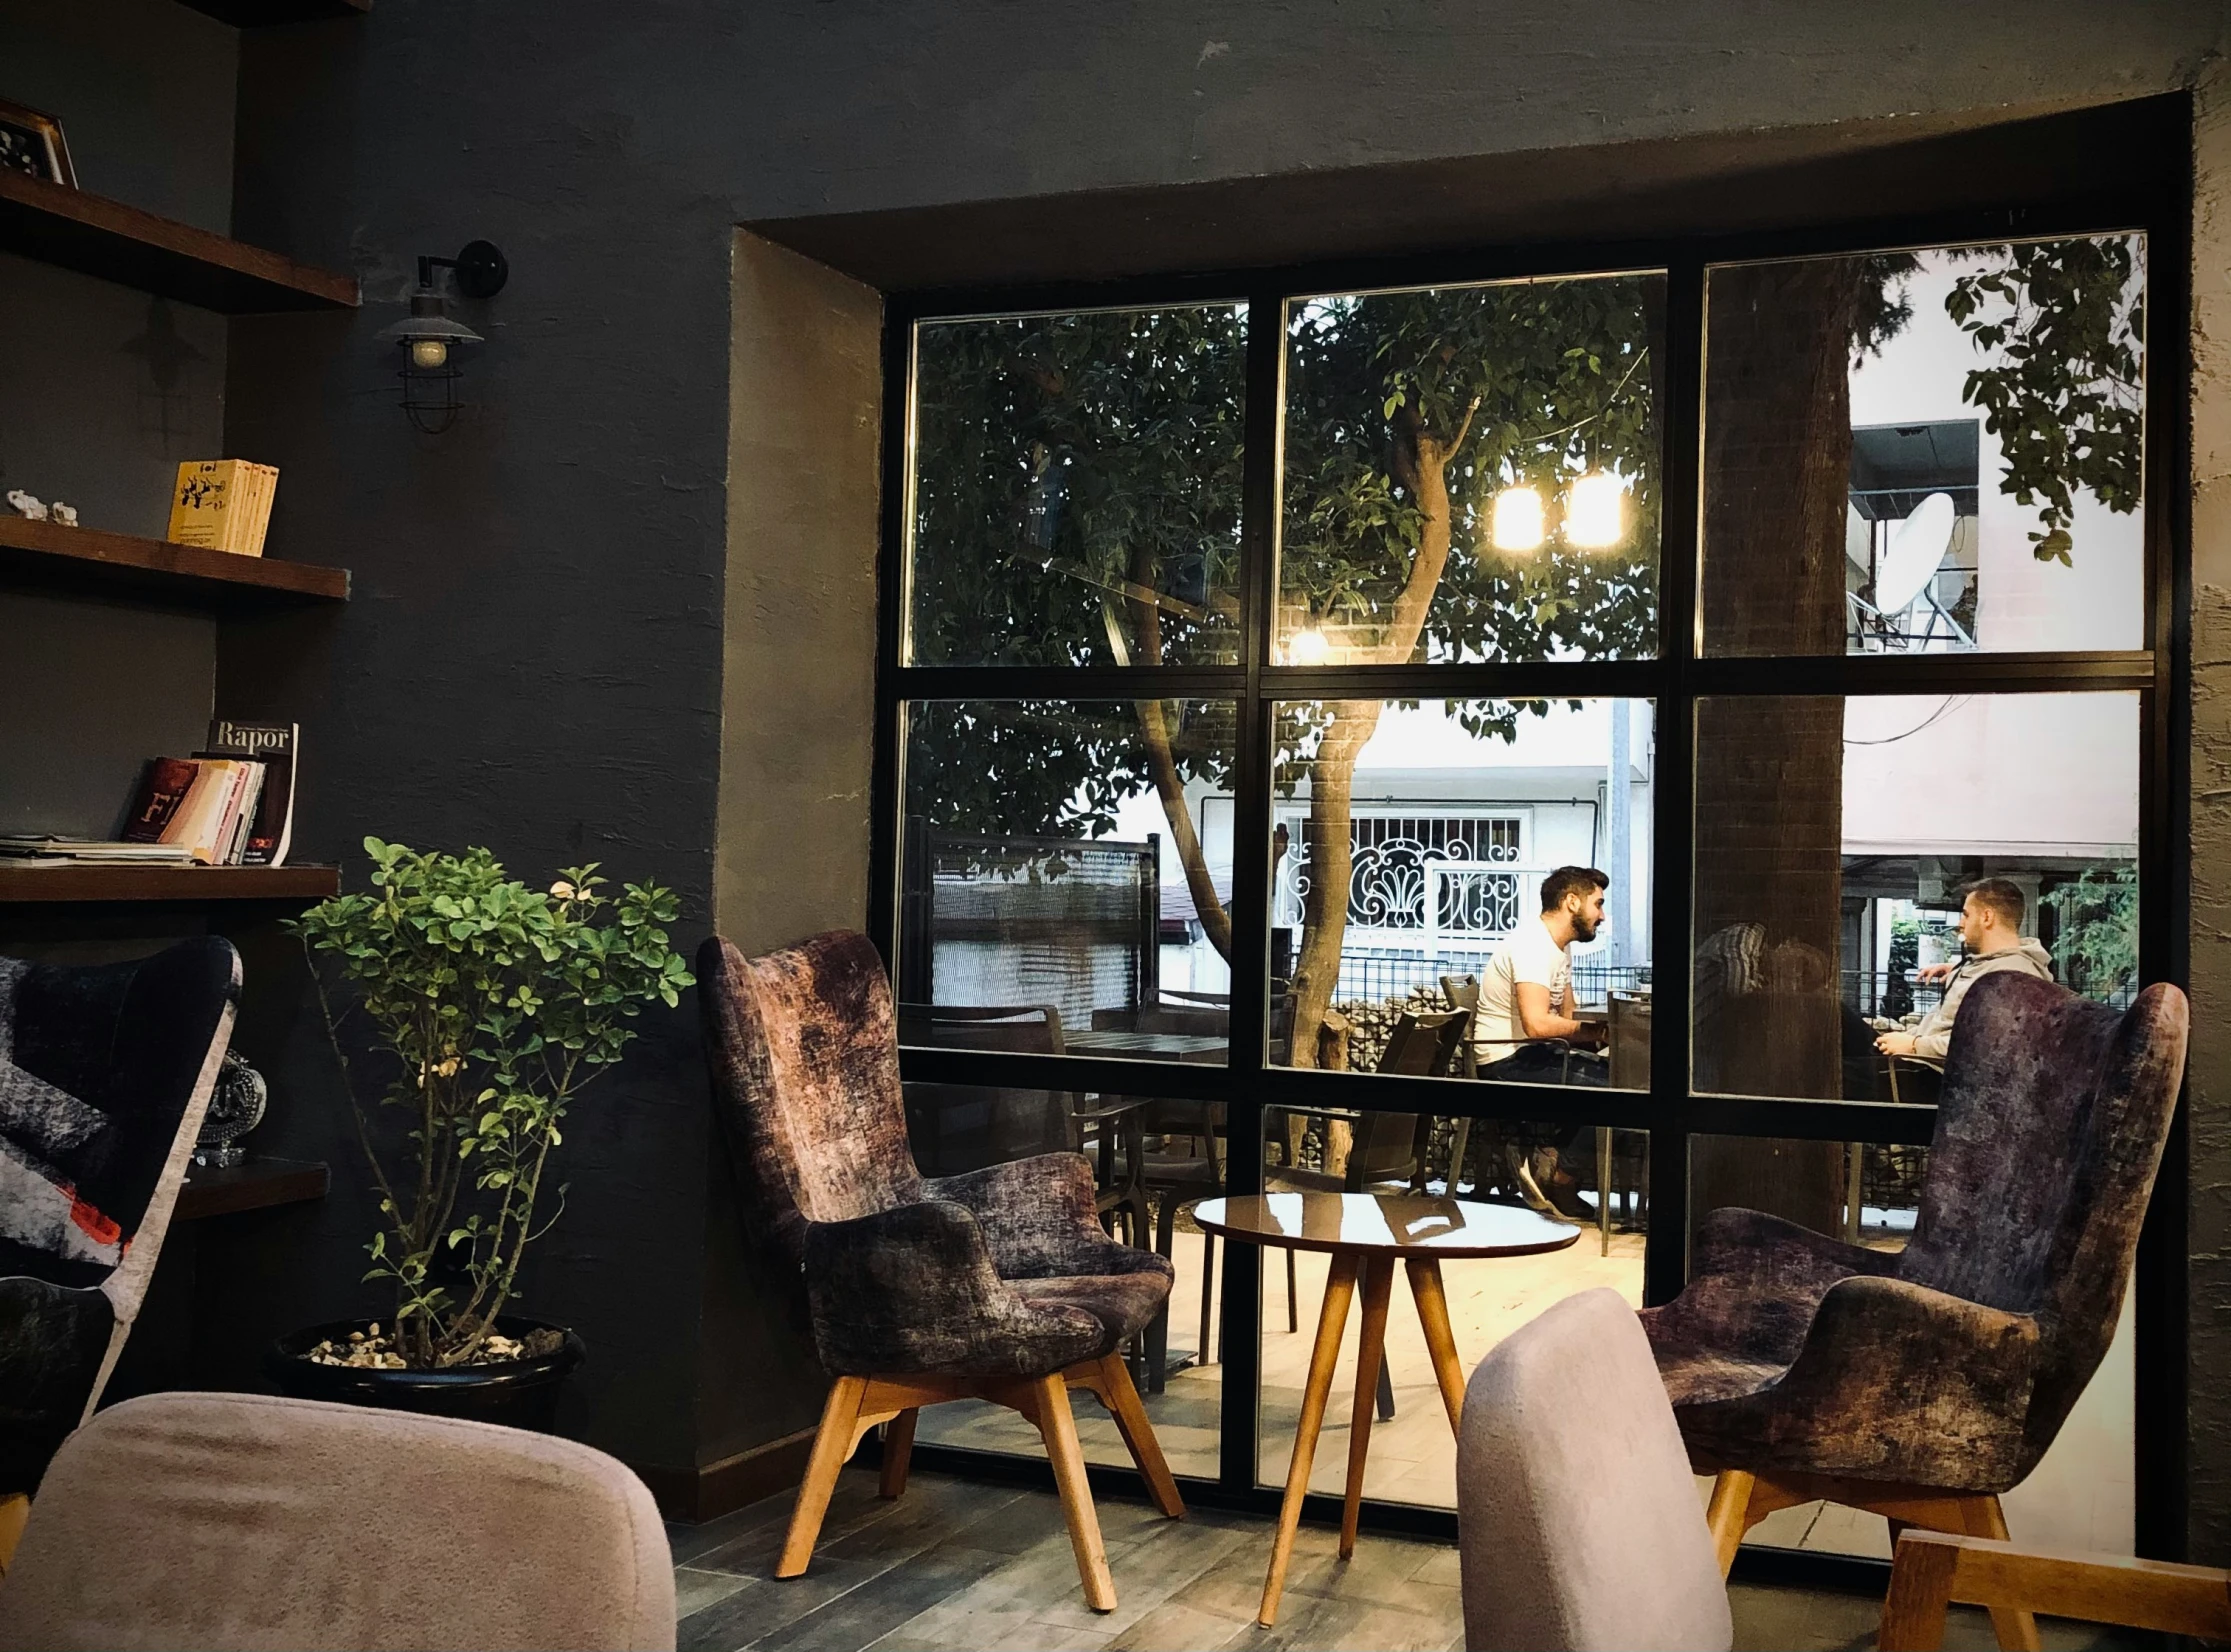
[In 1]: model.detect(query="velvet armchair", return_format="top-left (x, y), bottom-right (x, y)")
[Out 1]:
top-left (1641, 972), bottom-right (2188, 1652)
top-left (698, 930), bottom-right (1183, 1613)
top-left (0, 939), bottom-right (240, 1521)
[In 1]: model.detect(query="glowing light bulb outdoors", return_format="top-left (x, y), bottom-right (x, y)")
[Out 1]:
top-left (410, 337), bottom-right (450, 371)
top-left (1565, 471), bottom-right (1627, 550)
top-left (1490, 485), bottom-right (1546, 553)
top-left (1285, 627), bottom-right (1331, 666)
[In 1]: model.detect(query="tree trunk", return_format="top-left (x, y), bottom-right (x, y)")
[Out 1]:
top-left (1289, 701), bottom-right (1385, 1068)
top-left (1284, 419), bottom-right (1463, 1069)
top-left (1690, 256), bottom-right (1865, 1240)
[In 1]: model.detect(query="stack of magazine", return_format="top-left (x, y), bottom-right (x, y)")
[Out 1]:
top-left (0, 837), bottom-right (194, 865)
top-left (0, 721), bottom-right (297, 869)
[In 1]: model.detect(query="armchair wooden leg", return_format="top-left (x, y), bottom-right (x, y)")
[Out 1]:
top-left (777, 1376), bottom-right (867, 1579)
top-left (0, 1493), bottom-right (28, 1577)
top-left (1962, 1495), bottom-right (2043, 1652)
top-left (877, 1408), bottom-right (918, 1500)
top-left (1080, 1353), bottom-right (1184, 1520)
top-left (1705, 1471), bottom-right (1756, 1577)
top-left (1031, 1370), bottom-right (1117, 1613)
top-left (1879, 1529), bottom-right (1963, 1652)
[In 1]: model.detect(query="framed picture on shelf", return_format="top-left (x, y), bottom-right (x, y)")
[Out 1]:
top-left (0, 99), bottom-right (74, 188)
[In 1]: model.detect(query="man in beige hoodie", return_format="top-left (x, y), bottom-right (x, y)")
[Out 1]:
top-left (1877, 877), bottom-right (2055, 1069)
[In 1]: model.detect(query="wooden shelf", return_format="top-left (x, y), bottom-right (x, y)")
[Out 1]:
top-left (177, 1157), bottom-right (329, 1221)
top-left (177, 0), bottom-right (367, 24)
top-left (0, 864), bottom-right (339, 904)
top-left (0, 516), bottom-right (349, 608)
top-left (0, 170), bottom-right (358, 313)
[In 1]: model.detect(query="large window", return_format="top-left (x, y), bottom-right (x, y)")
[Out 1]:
top-left (876, 219), bottom-right (2169, 1556)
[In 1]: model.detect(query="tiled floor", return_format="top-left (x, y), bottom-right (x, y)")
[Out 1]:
top-left (667, 1467), bottom-right (2144, 1652)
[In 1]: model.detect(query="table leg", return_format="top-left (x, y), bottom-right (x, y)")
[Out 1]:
top-left (1342, 1254), bottom-right (1396, 1558)
top-left (1405, 1256), bottom-right (1468, 1433)
top-left (1260, 1250), bottom-right (1358, 1629)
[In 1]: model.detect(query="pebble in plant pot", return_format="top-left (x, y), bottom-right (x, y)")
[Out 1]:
top-left (266, 839), bottom-right (691, 1430)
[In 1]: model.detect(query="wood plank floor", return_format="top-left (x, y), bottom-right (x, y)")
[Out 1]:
top-left (667, 1468), bottom-right (2142, 1652)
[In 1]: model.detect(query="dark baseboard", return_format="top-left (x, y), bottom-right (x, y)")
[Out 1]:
top-left (634, 1426), bottom-right (819, 1524)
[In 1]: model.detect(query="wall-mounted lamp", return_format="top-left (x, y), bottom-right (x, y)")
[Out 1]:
top-left (377, 240), bottom-right (508, 434)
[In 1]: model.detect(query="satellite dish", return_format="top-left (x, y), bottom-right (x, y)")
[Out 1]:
top-left (1873, 491), bottom-right (1957, 617)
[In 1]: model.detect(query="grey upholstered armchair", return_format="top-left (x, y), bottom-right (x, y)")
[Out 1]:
top-left (1641, 972), bottom-right (2187, 1652)
top-left (698, 930), bottom-right (1183, 1613)
top-left (0, 939), bottom-right (240, 1513)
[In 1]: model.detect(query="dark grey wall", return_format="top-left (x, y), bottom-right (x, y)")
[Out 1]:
top-left (0, 0), bottom-right (238, 231)
top-left (0, 0), bottom-right (234, 838)
top-left (193, 0), bottom-right (2231, 1518)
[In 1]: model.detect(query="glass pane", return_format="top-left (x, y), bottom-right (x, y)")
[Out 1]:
top-left (907, 305), bottom-right (1246, 666)
top-left (1265, 698), bottom-right (1653, 1088)
top-left (1253, 1111), bottom-right (1649, 1507)
top-left (1702, 234), bottom-right (2146, 656)
top-left (1278, 272), bottom-right (1663, 664)
top-left (899, 700), bottom-right (1237, 1063)
top-left (1685, 1136), bottom-right (2131, 1559)
top-left (902, 1083), bottom-right (1219, 1479)
top-left (1692, 693), bottom-right (2140, 1101)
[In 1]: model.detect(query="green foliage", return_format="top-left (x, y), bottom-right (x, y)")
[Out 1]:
top-left (902, 245), bottom-right (2148, 989)
top-left (1946, 236), bottom-right (2145, 563)
top-left (910, 306), bottom-right (1248, 672)
top-left (1280, 276), bottom-right (1660, 662)
top-left (289, 838), bottom-right (692, 1367)
top-left (2047, 862), bottom-right (2139, 1000)
top-left (906, 700), bottom-right (1232, 843)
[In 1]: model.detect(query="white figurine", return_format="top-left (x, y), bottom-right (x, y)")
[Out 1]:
top-left (48, 502), bottom-right (78, 527)
top-left (5, 490), bottom-right (47, 521)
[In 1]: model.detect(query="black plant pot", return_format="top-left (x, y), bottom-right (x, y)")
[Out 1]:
top-left (265, 1316), bottom-right (585, 1433)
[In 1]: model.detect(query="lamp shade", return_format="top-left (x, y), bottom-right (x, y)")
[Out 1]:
top-left (378, 291), bottom-right (485, 350)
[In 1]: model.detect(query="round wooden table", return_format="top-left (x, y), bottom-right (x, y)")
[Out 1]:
top-left (1192, 1191), bottom-right (1578, 1627)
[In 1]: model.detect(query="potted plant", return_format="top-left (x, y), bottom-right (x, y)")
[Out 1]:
top-left (266, 837), bottom-right (692, 1429)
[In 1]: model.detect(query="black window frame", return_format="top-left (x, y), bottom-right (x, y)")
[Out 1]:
top-left (866, 187), bottom-right (2191, 1564)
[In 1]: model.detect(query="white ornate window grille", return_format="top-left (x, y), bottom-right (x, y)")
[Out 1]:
top-left (1275, 810), bottom-right (1525, 931)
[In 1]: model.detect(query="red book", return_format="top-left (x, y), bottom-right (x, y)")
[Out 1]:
top-left (121, 758), bottom-right (201, 844)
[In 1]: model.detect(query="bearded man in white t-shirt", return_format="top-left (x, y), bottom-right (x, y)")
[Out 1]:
top-left (1477, 865), bottom-right (1612, 1074)
top-left (1475, 865), bottom-right (1612, 1219)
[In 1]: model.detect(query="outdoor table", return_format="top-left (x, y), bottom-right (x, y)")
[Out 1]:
top-left (1062, 1029), bottom-right (1228, 1064)
top-left (1192, 1191), bottom-right (1578, 1627)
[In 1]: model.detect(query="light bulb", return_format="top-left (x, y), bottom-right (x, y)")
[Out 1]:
top-left (410, 337), bottom-right (450, 370)
top-left (1285, 627), bottom-right (1330, 666)
top-left (1490, 486), bottom-right (1546, 554)
top-left (1565, 471), bottom-right (1627, 550)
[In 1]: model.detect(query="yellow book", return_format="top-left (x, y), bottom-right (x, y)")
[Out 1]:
top-left (168, 459), bottom-right (277, 556)
top-left (168, 459), bottom-right (244, 552)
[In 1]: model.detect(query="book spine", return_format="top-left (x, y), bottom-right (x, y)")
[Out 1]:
top-left (225, 765), bottom-right (265, 864)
